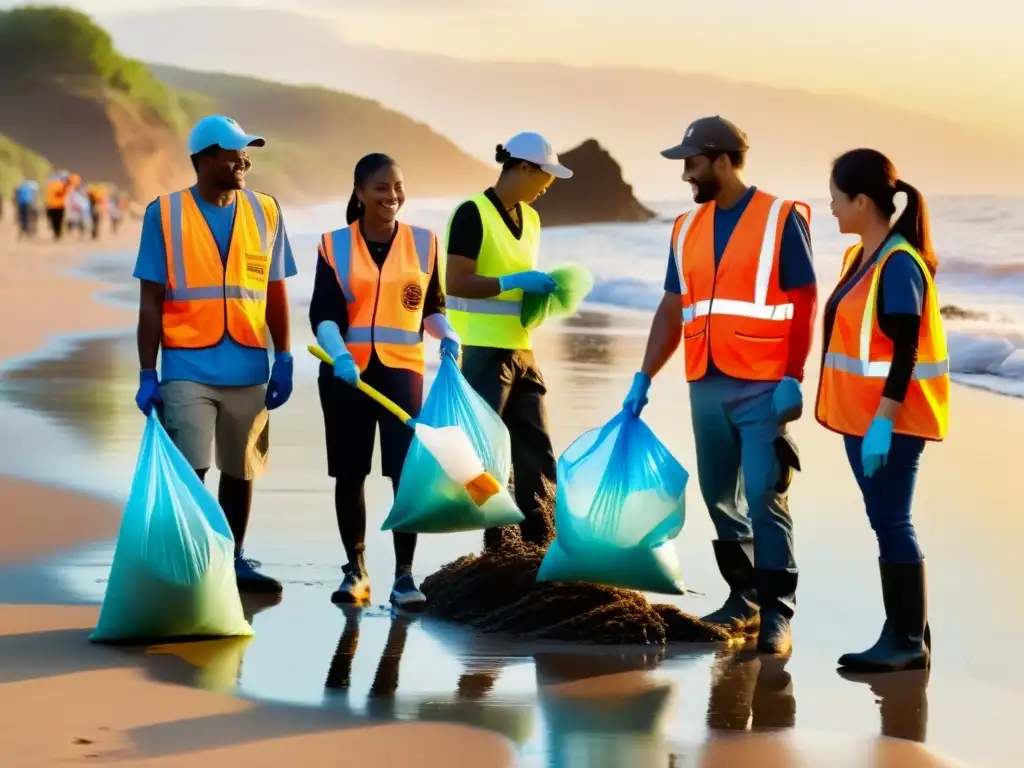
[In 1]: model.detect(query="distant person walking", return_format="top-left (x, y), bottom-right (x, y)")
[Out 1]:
top-left (14, 180), bottom-right (38, 239)
top-left (87, 183), bottom-right (107, 239)
top-left (133, 115), bottom-right (298, 595)
top-left (624, 116), bottom-right (817, 655)
top-left (444, 132), bottom-right (573, 551)
top-left (44, 172), bottom-right (69, 240)
top-left (819, 149), bottom-right (949, 673)
top-left (310, 153), bottom-right (458, 608)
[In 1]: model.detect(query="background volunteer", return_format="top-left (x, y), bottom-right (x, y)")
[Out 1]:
top-left (310, 153), bottom-right (459, 609)
top-left (133, 115), bottom-right (297, 595)
top-left (820, 148), bottom-right (949, 674)
top-left (44, 171), bottom-right (68, 240)
top-left (14, 180), bottom-right (38, 239)
top-left (444, 132), bottom-right (571, 550)
top-left (624, 116), bottom-right (817, 656)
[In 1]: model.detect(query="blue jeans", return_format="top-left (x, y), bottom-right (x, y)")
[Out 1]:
top-left (689, 378), bottom-right (797, 571)
top-left (843, 433), bottom-right (925, 564)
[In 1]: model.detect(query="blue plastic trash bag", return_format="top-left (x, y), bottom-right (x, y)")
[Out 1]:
top-left (90, 411), bottom-right (253, 642)
top-left (382, 355), bottom-right (525, 534)
top-left (537, 410), bottom-right (689, 594)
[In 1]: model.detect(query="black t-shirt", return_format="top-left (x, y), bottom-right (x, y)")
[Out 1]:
top-left (308, 221), bottom-right (445, 337)
top-left (445, 188), bottom-right (525, 260)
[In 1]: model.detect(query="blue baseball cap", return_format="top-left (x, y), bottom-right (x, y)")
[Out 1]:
top-left (188, 115), bottom-right (265, 155)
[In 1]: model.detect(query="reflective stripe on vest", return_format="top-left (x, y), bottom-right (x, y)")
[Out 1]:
top-left (160, 188), bottom-right (277, 350)
top-left (675, 190), bottom-right (807, 381)
top-left (815, 237), bottom-right (950, 440)
top-left (445, 193), bottom-right (539, 351)
top-left (320, 223), bottom-right (434, 373)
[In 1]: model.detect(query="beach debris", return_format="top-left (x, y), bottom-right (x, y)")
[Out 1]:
top-left (421, 480), bottom-right (729, 645)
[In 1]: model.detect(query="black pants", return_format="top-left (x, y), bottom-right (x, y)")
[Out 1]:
top-left (46, 207), bottom-right (64, 240)
top-left (318, 355), bottom-right (423, 570)
top-left (16, 203), bottom-right (31, 237)
top-left (459, 346), bottom-right (556, 546)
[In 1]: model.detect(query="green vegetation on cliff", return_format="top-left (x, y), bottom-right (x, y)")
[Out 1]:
top-left (0, 5), bottom-right (185, 133)
top-left (0, 133), bottom-right (51, 194)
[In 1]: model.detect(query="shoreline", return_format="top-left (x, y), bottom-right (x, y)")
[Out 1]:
top-left (0, 230), bottom-right (519, 766)
top-left (0, 231), bottom-right (1014, 765)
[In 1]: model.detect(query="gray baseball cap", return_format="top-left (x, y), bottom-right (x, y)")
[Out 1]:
top-left (660, 115), bottom-right (749, 160)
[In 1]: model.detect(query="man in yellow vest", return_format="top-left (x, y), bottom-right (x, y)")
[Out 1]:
top-left (132, 116), bottom-right (298, 594)
top-left (445, 132), bottom-right (573, 549)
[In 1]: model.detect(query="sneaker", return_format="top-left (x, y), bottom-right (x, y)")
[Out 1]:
top-left (332, 563), bottom-right (371, 606)
top-left (390, 571), bottom-right (426, 609)
top-left (235, 552), bottom-right (283, 595)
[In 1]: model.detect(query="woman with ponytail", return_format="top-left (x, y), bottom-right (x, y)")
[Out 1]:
top-left (816, 148), bottom-right (950, 673)
top-left (308, 153), bottom-right (459, 608)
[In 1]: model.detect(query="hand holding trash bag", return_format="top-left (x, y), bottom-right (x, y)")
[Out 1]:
top-left (622, 372), bottom-right (651, 417)
top-left (537, 409), bottom-right (689, 594)
top-left (135, 369), bottom-right (161, 415)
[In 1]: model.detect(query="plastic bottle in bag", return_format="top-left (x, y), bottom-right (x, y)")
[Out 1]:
top-left (537, 410), bottom-right (689, 594)
top-left (382, 355), bottom-right (525, 533)
top-left (90, 412), bottom-right (253, 642)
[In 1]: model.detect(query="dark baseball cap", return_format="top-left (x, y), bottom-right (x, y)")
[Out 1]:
top-left (660, 115), bottom-right (749, 160)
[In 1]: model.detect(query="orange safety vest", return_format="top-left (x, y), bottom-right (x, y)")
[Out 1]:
top-left (672, 189), bottom-right (810, 381)
top-left (319, 222), bottom-right (436, 375)
top-left (158, 188), bottom-right (278, 350)
top-left (815, 236), bottom-right (950, 440)
top-left (45, 179), bottom-right (67, 209)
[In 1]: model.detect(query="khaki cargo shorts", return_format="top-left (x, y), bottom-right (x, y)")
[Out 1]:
top-left (160, 380), bottom-right (270, 481)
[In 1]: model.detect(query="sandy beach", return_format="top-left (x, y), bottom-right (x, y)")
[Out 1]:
top-left (0, 217), bottom-right (1020, 766)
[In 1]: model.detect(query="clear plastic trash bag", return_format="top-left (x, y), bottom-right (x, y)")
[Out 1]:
top-left (90, 411), bottom-right (253, 642)
top-left (520, 263), bottom-right (595, 330)
top-left (383, 355), bottom-right (525, 533)
top-left (537, 410), bottom-right (689, 594)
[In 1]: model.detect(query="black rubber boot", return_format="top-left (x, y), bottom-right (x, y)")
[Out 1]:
top-left (754, 568), bottom-right (797, 655)
top-left (838, 560), bottom-right (929, 673)
top-left (700, 539), bottom-right (760, 634)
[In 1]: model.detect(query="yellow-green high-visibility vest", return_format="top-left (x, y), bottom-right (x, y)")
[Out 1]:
top-left (445, 193), bottom-right (540, 350)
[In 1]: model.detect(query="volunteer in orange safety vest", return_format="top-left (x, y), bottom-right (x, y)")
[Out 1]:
top-left (310, 153), bottom-right (460, 609)
top-left (624, 116), bottom-right (818, 656)
top-left (133, 115), bottom-right (298, 595)
top-left (820, 148), bottom-right (949, 674)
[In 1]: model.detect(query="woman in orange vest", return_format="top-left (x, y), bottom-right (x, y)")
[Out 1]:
top-left (309, 153), bottom-right (460, 609)
top-left (817, 148), bottom-right (950, 674)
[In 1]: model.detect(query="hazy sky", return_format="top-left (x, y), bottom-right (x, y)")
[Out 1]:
top-left (13, 0), bottom-right (1022, 137)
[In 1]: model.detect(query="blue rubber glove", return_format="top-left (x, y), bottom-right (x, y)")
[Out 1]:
top-left (499, 270), bottom-right (557, 295)
top-left (317, 321), bottom-right (360, 386)
top-left (135, 369), bottom-right (161, 415)
top-left (333, 354), bottom-right (360, 386)
top-left (440, 335), bottom-right (461, 360)
top-left (862, 417), bottom-right (894, 479)
top-left (773, 376), bottom-right (803, 424)
top-left (622, 372), bottom-right (651, 417)
top-left (265, 351), bottom-right (294, 410)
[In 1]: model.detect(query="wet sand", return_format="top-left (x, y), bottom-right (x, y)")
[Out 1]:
top-left (0, 220), bottom-right (1020, 764)
top-left (0, 227), bottom-right (515, 766)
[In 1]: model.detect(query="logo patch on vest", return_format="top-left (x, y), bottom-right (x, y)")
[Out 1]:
top-left (247, 264), bottom-right (266, 277)
top-left (402, 282), bottom-right (423, 312)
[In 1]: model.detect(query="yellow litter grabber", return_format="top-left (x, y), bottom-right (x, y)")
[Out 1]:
top-left (308, 343), bottom-right (502, 506)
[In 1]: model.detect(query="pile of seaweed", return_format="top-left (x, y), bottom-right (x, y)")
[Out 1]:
top-left (420, 488), bottom-right (729, 646)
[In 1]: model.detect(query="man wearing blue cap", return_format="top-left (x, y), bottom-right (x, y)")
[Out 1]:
top-left (133, 115), bottom-right (298, 594)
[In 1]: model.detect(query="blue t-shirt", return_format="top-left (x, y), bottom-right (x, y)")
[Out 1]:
top-left (15, 183), bottom-right (36, 205)
top-left (822, 245), bottom-right (925, 353)
top-left (132, 187), bottom-right (298, 387)
top-left (663, 186), bottom-right (816, 379)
